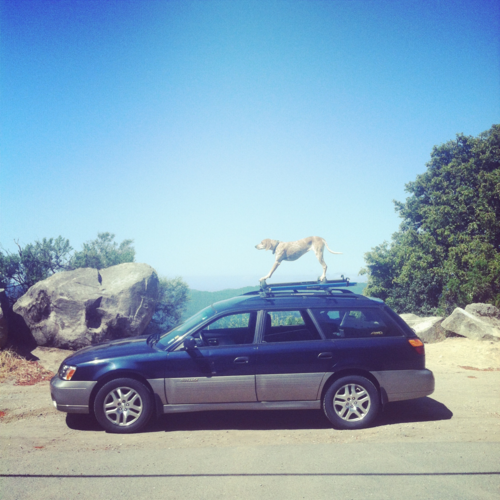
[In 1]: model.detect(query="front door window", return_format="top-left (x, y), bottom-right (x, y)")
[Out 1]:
top-left (197, 312), bottom-right (257, 346)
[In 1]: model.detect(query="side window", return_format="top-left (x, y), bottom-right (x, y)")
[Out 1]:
top-left (194, 312), bottom-right (256, 346)
top-left (310, 308), bottom-right (402, 339)
top-left (207, 313), bottom-right (250, 330)
top-left (263, 310), bottom-right (321, 343)
top-left (311, 309), bottom-right (342, 338)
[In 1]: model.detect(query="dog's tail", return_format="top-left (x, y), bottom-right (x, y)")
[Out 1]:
top-left (322, 239), bottom-right (342, 255)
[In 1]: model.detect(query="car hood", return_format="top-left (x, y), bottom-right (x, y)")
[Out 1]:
top-left (64, 336), bottom-right (153, 365)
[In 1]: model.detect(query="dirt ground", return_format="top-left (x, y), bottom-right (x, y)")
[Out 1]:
top-left (1, 338), bottom-right (499, 453)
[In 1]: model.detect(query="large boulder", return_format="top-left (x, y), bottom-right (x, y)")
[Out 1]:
top-left (13, 263), bottom-right (159, 349)
top-left (399, 313), bottom-right (420, 323)
top-left (399, 314), bottom-right (445, 343)
top-left (442, 305), bottom-right (500, 342)
top-left (465, 303), bottom-right (500, 321)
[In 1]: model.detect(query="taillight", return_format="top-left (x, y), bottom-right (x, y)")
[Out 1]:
top-left (408, 338), bottom-right (425, 355)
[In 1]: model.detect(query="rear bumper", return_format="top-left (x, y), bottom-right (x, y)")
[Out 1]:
top-left (50, 376), bottom-right (97, 414)
top-left (371, 369), bottom-right (435, 402)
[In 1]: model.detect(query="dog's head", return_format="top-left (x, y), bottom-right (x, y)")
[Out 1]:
top-left (255, 239), bottom-right (280, 254)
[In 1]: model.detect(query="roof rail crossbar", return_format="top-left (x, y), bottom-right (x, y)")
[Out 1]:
top-left (257, 277), bottom-right (357, 298)
top-left (260, 277), bottom-right (352, 289)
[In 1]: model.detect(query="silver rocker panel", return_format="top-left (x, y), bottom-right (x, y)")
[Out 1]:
top-left (162, 400), bottom-right (321, 414)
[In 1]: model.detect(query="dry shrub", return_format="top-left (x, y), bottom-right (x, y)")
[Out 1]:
top-left (0, 349), bottom-right (54, 385)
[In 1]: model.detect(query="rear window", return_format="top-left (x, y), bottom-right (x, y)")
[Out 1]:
top-left (383, 306), bottom-right (415, 336)
top-left (310, 308), bottom-right (402, 339)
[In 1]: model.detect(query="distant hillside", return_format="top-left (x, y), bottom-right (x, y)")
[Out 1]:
top-left (183, 282), bottom-right (367, 319)
top-left (183, 286), bottom-right (259, 319)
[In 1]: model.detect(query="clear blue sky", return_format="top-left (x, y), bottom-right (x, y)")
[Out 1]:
top-left (1, 0), bottom-right (499, 290)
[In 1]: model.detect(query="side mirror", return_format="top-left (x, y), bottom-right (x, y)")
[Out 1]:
top-left (184, 337), bottom-right (197, 350)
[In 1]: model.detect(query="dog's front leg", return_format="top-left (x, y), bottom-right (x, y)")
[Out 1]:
top-left (260, 260), bottom-right (281, 281)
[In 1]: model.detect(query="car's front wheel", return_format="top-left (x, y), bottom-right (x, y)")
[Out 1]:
top-left (94, 378), bottom-right (153, 433)
top-left (323, 376), bottom-right (380, 430)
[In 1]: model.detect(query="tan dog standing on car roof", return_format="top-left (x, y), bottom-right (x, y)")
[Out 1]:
top-left (255, 236), bottom-right (342, 282)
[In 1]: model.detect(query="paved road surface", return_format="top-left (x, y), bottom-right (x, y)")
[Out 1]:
top-left (1, 442), bottom-right (499, 499)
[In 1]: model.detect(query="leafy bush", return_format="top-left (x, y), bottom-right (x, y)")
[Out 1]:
top-left (71, 232), bottom-right (135, 270)
top-left (144, 277), bottom-right (190, 335)
top-left (0, 237), bottom-right (73, 300)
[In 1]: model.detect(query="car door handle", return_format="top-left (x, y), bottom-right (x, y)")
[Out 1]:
top-left (234, 357), bottom-right (249, 364)
top-left (318, 352), bottom-right (333, 359)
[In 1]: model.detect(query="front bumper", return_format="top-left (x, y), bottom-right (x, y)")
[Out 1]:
top-left (50, 376), bottom-right (97, 414)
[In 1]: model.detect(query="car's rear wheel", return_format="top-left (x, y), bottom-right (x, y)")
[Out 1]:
top-left (94, 378), bottom-right (153, 433)
top-left (323, 375), bottom-right (380, 430)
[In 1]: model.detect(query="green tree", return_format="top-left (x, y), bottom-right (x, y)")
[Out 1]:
top-left (0, 232), bottom-right (135, 301)
top-left (362, 125), bottom-right (500, 315)
top-left (144, 277), bottom-right (190, 335)
top-left (0, 236), bottom-right (73, 299)
top-left (71, 232), bottom-right (135, 270)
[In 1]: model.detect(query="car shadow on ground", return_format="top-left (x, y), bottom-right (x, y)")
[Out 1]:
top-left (151, 396), bottom-right (452, 433)
top-left (153, 409), bottom-right (332, 432)
top-left (378, 397), bottom-right (452, 426)
top-left (65, 397), bottom-right (452, 433)
top-left (65, 413), bottom-right (103, 431)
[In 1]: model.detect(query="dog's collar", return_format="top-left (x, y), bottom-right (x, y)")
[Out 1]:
top-left (272, 240), bottom-right (280, 254)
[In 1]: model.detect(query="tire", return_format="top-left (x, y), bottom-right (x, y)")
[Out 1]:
top-left (94, 378), bottom-right (153, 433)
top-left (323, 376), bottom-right (380, 430)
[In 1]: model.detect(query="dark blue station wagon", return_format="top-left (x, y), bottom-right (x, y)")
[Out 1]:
top-left (51, 281), bottom-right (434, 433)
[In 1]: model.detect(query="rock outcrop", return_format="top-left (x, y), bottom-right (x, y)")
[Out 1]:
top-left (465, 303), bottom-right (500, 320)
top-left (0, 290), bottom-right (8, 348)
top-left (13, 263), bottom-right (159, 349)
top-left (442, 304), bottom-right (500, 342)
top-left (399, 313), bottom-right (445, 343)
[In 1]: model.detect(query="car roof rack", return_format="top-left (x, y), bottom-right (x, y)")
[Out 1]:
top-left (243, 277), bottom-right (359, 298)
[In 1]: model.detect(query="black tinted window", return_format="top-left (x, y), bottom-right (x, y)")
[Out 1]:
top-left (310, 308), bottom-right (401, 339)
top-left (195, 312), bottom-right (257, 346)
top-left (263, 310), bottom-right (321, 343)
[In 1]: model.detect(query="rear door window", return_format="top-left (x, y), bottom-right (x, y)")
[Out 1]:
top-left (310, 308), bottom-right (402, 339)
top-left (263, 310), bottom-right (322, 343)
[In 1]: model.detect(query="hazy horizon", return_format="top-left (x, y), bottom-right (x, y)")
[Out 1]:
top-left (182, 272), bottom-right (366, 292)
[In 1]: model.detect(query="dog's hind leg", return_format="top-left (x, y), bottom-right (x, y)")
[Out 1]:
top-left (314, 248), bottom-right (328, 282)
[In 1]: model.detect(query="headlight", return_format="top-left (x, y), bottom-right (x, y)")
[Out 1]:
top-left (59, 365), bottom-right (77, 381)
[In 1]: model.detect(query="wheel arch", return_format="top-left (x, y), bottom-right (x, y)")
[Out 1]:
top-left (89, 370), bottom-right (157, 415)
top-left (320, 369), bottom-right (385, 404)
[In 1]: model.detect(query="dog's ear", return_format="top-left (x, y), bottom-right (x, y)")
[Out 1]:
top-left (263, 239), bottom-right (272, 250)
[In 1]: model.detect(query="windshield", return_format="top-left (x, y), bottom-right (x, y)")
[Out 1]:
top-left (157, 306), bottom-right (216, 348)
